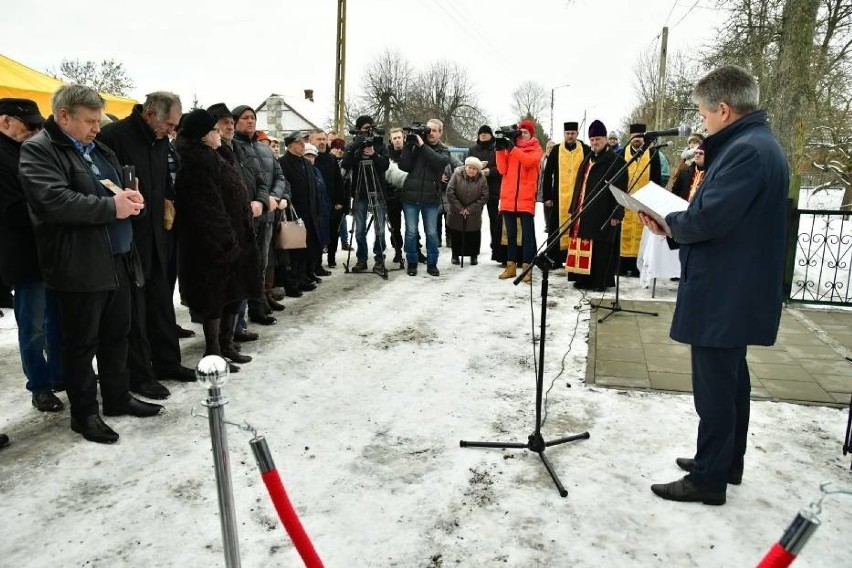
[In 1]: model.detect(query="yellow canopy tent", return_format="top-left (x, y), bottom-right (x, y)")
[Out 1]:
top-left (0, 53), bottom-right (136, 118)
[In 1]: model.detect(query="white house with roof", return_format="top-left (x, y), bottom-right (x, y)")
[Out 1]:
top-left (255, 94), bottom-right (323, 140)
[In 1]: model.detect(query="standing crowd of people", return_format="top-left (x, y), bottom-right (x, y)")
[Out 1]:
top-left (0, 63), bottom-right (788, 515)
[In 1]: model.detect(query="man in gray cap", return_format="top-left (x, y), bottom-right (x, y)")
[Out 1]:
top-left (0, 98), bottom-right (67, 415)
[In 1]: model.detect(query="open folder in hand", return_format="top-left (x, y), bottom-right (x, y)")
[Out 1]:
top-left (609, 181), bottom-right (689, 237)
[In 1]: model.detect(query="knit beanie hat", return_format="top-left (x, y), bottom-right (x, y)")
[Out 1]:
top-left (464, 156), bottom-right (483, 171)
top-left (518, 119), bottom-right (536, 136)
top-left (477, 124), bottom-right (493, 136)
top-left (231, 105), bottom-right (255, 121)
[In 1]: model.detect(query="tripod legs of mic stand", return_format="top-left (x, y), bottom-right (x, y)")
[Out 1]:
top-left (460, 265), bottom-right (590, 497)
top-left (594, 223), bottom-right (658, 323)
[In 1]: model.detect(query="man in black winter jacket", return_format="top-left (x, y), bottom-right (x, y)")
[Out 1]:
top-left (20, 84), bottom-right (162, 443)
top-left (468, 125), bottom-right (504, 263)
top-left (341, 115), bottom-right (390, 274)
top-left (398, 118), bottom-right (451, 276)
top-left (0, 98), bottom-right (65, 414)
top-left (99, 92), bottom-right (195, 399)
top-left (232, 105), bottom-right (289, 327)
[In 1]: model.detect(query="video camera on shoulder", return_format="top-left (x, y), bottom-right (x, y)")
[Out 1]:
top-left (494, 124), bottom-right (519, 150)
top-left (348, 126), bottom-right (385, 149)
top-left (402, 122), bottom-right (430, 145)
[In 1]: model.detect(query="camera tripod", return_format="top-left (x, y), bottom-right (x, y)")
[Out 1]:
top-left (343, 158), bottom-right (404, 279)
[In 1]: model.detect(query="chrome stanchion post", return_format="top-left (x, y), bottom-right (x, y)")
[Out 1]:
top-left (198, 355), bottom-right (241, 568)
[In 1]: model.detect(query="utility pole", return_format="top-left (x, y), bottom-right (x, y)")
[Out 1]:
top-left (654, 26), bottom-right (668, 129)
top-left (550, 83), bottom-right (570, 139)
top-left (334, 0), bottom-right (346, 134)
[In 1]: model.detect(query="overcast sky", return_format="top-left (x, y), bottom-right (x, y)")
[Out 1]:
top-left (3, 0), bottom-right (727, 138)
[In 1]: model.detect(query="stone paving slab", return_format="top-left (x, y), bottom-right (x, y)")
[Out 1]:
top-left (588, 302), bottom-right (852, 407)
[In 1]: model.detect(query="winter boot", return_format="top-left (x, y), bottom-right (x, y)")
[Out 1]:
top-left (521, 263), bottom-right (532, 284)
top-left (392, 248), bottom-right (403, 264)
top-left (220, 313), bottom-right (252, 364)
top-left (498, 261), bottom-right (517, 280)
top-left (373, 260), bottom-right (386, 275)
top-left (352, 260), bottom-right (368, 273)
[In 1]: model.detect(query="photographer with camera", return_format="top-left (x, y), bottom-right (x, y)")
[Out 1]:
top-left (341, 115), bottom-right (390, 274)
top-left (398, 119), bottom-right (452, 276)
top-left (495, 119), bottom-right (543, 284)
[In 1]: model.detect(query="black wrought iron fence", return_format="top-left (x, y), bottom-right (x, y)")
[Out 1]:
top-left (789, 209), bottom-right (852, 305)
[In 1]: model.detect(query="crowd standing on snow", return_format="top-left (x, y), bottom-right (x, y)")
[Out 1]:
top-left (0, 65), bottom-right (790, 509)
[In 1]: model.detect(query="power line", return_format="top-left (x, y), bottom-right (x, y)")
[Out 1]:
top-left (670, 0), bottom-right (702, 30)
top-left (663, 0), bottom-right (680, 26)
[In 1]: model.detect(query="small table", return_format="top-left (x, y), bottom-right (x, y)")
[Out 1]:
top-left (637, 227), bottom-right (681, 296)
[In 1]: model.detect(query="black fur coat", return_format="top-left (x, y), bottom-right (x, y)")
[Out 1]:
top-left (174, 140), bottom-right (261, 316)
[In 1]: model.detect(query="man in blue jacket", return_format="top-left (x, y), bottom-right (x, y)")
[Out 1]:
top-left (640, 65), bottom-right (788, 505)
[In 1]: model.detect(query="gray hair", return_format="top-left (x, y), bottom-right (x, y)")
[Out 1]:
top-left (427, 118), bottom-right (443, 132)
top-left (309, 128), bottom-right (326, 136)
top-left (693, 65), bottom-right (759, 115)
top-left (51, 84), bottom-right (105, 116)
top-left (143, 91), bottom-right (182, 121)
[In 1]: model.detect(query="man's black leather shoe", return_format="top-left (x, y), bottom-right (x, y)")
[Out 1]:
top-left (267, 297), bottom-right (285, 312)
top-left (32, 391), bottom-right (64, 412)
top-left (222, 347), bottom-right (252, 364)
top-left (249, 311), bottom-right (277, 325)
top-left (451, 256), bottom-right (460, 265)
top-left (175, 325), bottom-right (196, 339)
top-left (316, 267), bottom-right (332, 277)
top-left (160, 366), bottom-right (197, 383)
top-left (298, 282), bottom-right (317, 292)
top-left (407, 264), bottom-right (417, 276)
top-left (234, 330), bottom-right (259, 342)
top-left (71, 414), bottom-right (119, 444)
top-left (676, 457), bottom-right (742, 485)
top-left (427, 264), bottom-right (440, 276)
top-left (103, 396), bottom-right (163, 418)
top-left (651, 476), bottom-right (726, 505)
top-left (130, 380), bottom-right (170, 400)
top-left (285, 288), bottom-right (303, 298)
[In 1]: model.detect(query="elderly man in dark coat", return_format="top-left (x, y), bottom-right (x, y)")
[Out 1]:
top-left (566, 119), bottom-right (628, 291)
top-left (99, 92), bottom-right (195, 400)
top-left (279, 131), bottom-right (322, 292)
top-left (641, 65), bottom-right (789, 505)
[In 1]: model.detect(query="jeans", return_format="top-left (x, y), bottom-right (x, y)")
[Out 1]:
top-left (235, 298), bottom-right (248, 334)
top-left (354, 198), bottom-right (387, 262)
top-left (14, 281), bottom-right (63, 394)
top-left (502, 211), bottom-right (536, 263)
top-left (403, 202), bottom-right (440, 265)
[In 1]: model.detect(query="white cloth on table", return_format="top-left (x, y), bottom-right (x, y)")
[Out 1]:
top-left (637, 226), bottom-right (681, 288)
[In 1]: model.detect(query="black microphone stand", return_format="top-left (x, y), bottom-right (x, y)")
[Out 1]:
top-left (459, 145), bottom-right (645, 497)
top-left (595, 141), bottom-right (660, 323)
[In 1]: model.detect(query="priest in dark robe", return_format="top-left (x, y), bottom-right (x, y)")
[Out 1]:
top-left (566, 120), bottom-right (628, 291)
top-left (541, 121), bottom-right (589, 269)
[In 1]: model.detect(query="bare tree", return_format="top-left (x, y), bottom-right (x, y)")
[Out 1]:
top-left (49, 58), bottom-right (134, 97)
top-left (406, 60), bottom-right (486, 147)
top-left (511, 81), bottom-right (548, 122)
top-left (357, 49), bottom-right (415, 133)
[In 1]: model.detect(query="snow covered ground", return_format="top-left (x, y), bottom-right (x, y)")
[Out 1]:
top-left (0, 212), bottom-right (850, 567)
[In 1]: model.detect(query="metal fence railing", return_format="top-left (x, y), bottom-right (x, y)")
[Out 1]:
top-left (789, 209), bottom-right (852, 306)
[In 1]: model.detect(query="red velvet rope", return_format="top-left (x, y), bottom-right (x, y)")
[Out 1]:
top-left (260, 469), bottom-right (324, 568)
top-left (756, 543), bottom-right (796, 568)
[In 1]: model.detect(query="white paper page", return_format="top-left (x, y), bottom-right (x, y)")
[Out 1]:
top-left (632, 181), bottom-right (689, 217)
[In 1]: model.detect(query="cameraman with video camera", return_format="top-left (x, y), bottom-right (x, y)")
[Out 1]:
top-left (341, 115), bottom-right (390, 274)
top-left (398, 119), bottom-right (452, 276)
top-left (495, 119), bottom-right (543, 284)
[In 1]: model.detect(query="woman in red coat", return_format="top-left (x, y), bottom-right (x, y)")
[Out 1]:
top-left (495, 119), bottom-right (543, 282)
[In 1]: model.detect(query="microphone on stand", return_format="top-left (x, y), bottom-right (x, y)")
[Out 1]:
top-left (642, 125), bottom-right (692, 139)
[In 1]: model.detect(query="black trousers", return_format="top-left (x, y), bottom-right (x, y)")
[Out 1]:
top-left (328, 208), bottom-right (346, 255)
top-left (56, 255), bottom-right (132, 419)
top-left (543, 204), bottom-right (564, 267)
top-left (486, 198), bottom-right (505, 262)
top-left (128, 255), bottom-right (182, 385)
top-left (688, 345), bottom-right (750, 492)
top-left (386, 198), bottom-right (403, 251)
